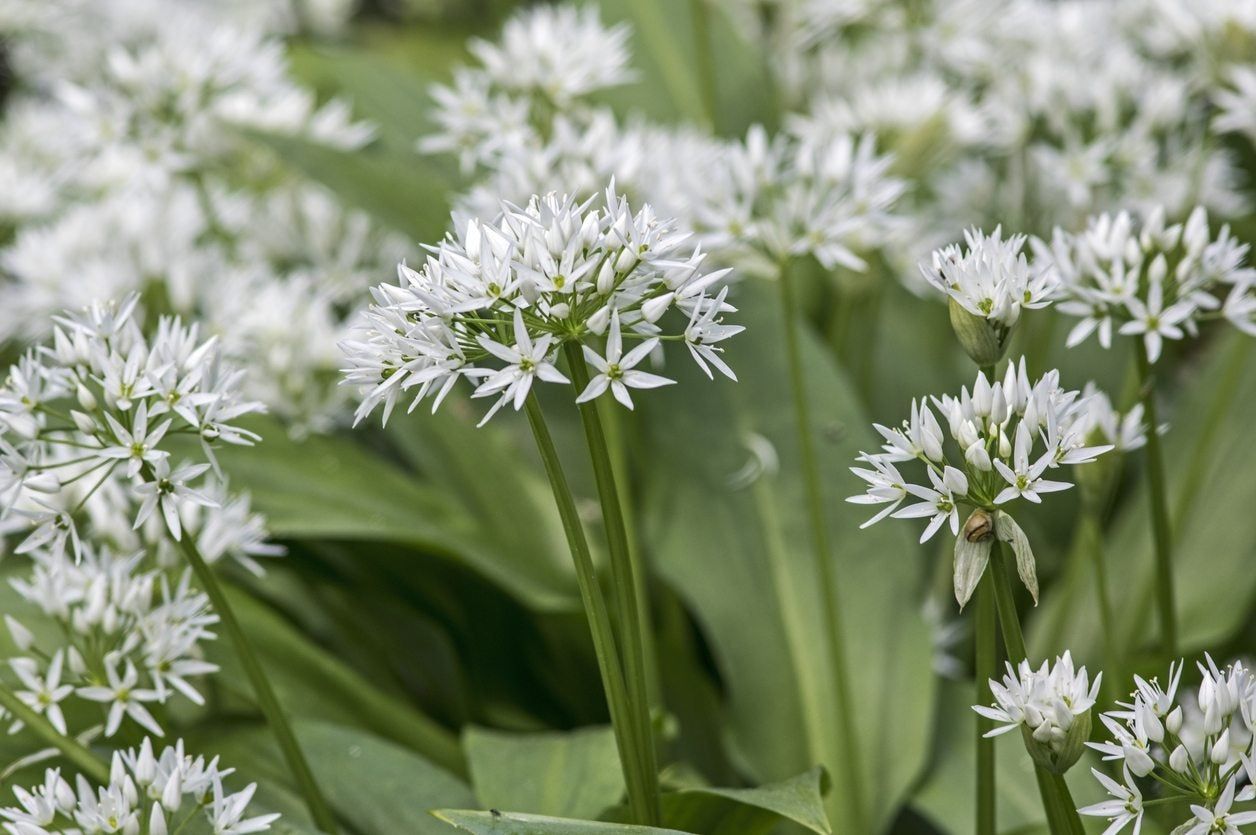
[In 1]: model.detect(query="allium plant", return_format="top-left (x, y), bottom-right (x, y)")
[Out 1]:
top-left (341, 184), bottom-right (739, 427)
top-left (0, 738), bottom-right (279, 835)
top-left (1039, 206), bottom-right (1256, 363)
top-left (0, 297), bottom-right (332, 832)
top-left (974, 652), bottom-right (1101, 774)
top-left (848, 358), bottom-right (1112, 606)
top-left (1083, 657), bottom-right (1256, 834)
top-left (343, 182), bottom-right (741, 828)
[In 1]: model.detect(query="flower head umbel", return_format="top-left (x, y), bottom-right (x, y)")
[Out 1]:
top-left (1038, 206), bottom-right (1256, 363)
top-left (0, 738), bottom-right (280, 835)
top-left (341, 184), bottom-right (740, 426)
top-left (921, 227), bottom-right (1059, 365)
top-left (1085, 656), bottom-right (1256, 834)
top-left (973, 651), bottom-right (1100, 774)
top-left (848, 358), bottom-right (1114, 606)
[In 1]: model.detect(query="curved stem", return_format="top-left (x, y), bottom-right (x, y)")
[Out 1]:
top-left (171, 532), bottom-right (339, 833)
top-left (777, 258), bottom-right (865, 831)
top-left (1134, 342), bottom-right (1177, 657)
top-left (523, 395), bottom-right (659, 826)
top-left (563, 344), bottom-right (662, 823)
top-left (0, 684), bottom-right (109, 784)
top-left (975, 576), bottom-right (997, 835)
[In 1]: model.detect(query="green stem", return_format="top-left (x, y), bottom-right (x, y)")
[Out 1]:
top-left (990, 547), bottom-right (1085, 835)
top-left (689, 0), bottom-right (719, 132)
top-left (171, 533), bottom-right (339, 833)
top-left (1082, 506), bottom-right (1120, 702)
top-left (0, 684), bottom-right (109, 784)
top-left (1134, 341), bottom-right (1177, 657)
top-left (777, 258), bottom-right (865, 832)
top-left (523, 396), bottom-right (659, 826)
top-left (564, 344), bottom-right (662, 824)
top-left (975, 575), bottom-right (997, 835)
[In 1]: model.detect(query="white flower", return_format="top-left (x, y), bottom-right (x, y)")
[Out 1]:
top-left (576, 312), bottom-right (674, 409)
top-left (992, 423), bottom-right (1071, 504)
top-left (77, 655), bottom-right (165, 737)
top-left (921, 226), bottom-right (1058, 328)
top-left (1184, 778), bottom-right (1256, 835)
top-left (1078, 767), bottom-right (1143, 835)
top-left (471, 309), bottom-right (570, 424)
top-left (133, 460), bottom-right (217, 541)
top-left (892, 465), bottom-right (967, 543)
top-left (10, 652), bottom-right (73, 736)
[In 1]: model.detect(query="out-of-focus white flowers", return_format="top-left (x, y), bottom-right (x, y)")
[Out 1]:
top-left (973, 651), bottom-right (1100, 773)
top-left (0, 738), bottom-right (280, 835)
top-left (1085, 657), bottom-right (1256, 834)
top-left (1038, 206), bottom-right (1256, 362)
top-left (848, 359), bottom-right (1114, 605)
top-left (342, 185), bottom-right (741, 426)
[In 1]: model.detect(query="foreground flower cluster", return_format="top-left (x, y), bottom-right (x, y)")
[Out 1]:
top-left (342, 186), bottom-right (741, 425)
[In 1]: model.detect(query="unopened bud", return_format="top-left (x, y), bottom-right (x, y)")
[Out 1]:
top-left (76, 384), bottom-right (97, 412)
top-left (1022, 708), bottom-right (1092, 774)
top-left (948, 298), bottom-right (1011, 367)
top-left (1212, 729), bottom-right (1231, 764)
top-left (1166, 706), bottom-right (1183, 735)
top-left (1169, 744), bottom-right (1190, 773)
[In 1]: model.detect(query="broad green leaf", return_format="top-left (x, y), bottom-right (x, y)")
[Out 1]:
top-left (208, 585), bottom-right (465, 776)
top-left (463, 725), bottom-right (624, 820)
top-left (638, 282), bottom-right (936, 832)
top-left (1028, 332), bottom-right (1256, 661)
top-left (434, 810), bottom-right (691, 835)
top-left (665, 767), bottom-right (831, 835)
top-left (214, 416), bottom-right (579, 611)
top-left (191, 719), bottom-right (473, 835)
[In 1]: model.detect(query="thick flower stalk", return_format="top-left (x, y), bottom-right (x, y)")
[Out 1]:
top-left (848, 358), bottom-right (1113, 607)
top-left (974, 651), bottom-right (1101, 774)
top-left (1083, 657), bottom-right (1256, 834)
top-left (342, 183), bottom-right (740, 827)
top-left (0, 738), bottom-right (279, 835)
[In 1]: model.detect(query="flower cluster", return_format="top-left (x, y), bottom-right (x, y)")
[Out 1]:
top-left (0, 298), bottom-right (278, 742)
top-left (342, 185), bottom-right (741, 426)
top-left (848, 359), bottom-right (1113, 605)
top-left (0, 738), bottom-right (278, 835)
top-left (920, 227), bottom-right (1059, 364)
top-left (0, 0), bottom-right (403, 430)
top-left (419, 5), bottom-right (631, 175)
top-left (1037, 206), bottom-right (1256, 362)
top-left (1083, 657), bottom-right (1256, 834)
top-left (973, 651), bottom-right (1100, 774)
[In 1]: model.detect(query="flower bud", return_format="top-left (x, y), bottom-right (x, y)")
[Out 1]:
top-left (1166, 706), bottom-right (1183, 735)
top-left (948, 298), bottom-right (1011, 366)
top-left (1021, 705), bottom-right (1092, 774)
top-left (71, 410), bottom-right (98, 435)
top-left (4, 616), bottom-right (33, 652)
top-left (76, 384), bottom-right (97, 412)
top-left (1212, 729), bottom-right (1231, 764)
top-left (1169, 744), bottom-right (1190, 773)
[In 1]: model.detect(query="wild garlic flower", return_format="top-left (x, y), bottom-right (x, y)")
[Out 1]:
top-left (686, 126), bottom-right (907, 274)
top-left (1085, 657), bottom-right (1256, 833)
top-left (848, 358), bottom-right (1113, 606)
top-left (0, 738), bottom-right (279, 835)
top-left (1215, 67), bottom-right (1256, 144)
top-left (419, 5), bottom-right (631, 174)
top-left (0, 296), bottom-right (265, 553)
top-left (973, 651), bottom-right (1100, 774)
top-left (921, 227), bottom-right (1059, 364)
top-left (341, 185), bottom-right (741, 426)
top-left (1037, 206), bottom-right (1256, 362)
top-left (5, 544), bottom-right (218, 739)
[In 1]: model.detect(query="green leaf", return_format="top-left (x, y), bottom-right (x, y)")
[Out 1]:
top-left (433, 811), bottom-right (691, 835)
top-left (463, 725), bottom-right (625, 820)
top-left (1028, 333), bottom-right (1256, 659)
top-left (191, 719), bottom-right (473, 835)
top-left (214, 416), bottom-right (579, 612)
top-left (638, 282), bottom-right (937, 831)
top-left (208, 585), bottom-right (465, 776)
top-left (665, 767), bottom-right (832, 835)
top-left (250, 131), bottom-right (453, 241)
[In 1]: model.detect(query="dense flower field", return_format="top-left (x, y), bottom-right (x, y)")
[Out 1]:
top-left (2, 0), bottom-right (1256, 833)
